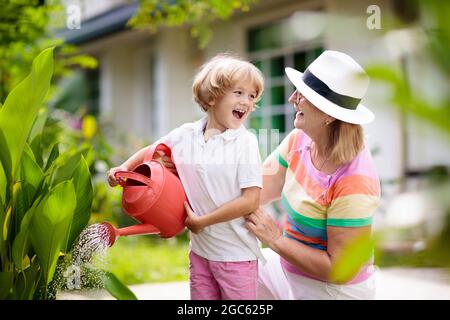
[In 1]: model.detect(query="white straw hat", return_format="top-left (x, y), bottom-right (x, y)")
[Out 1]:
top-left (285, 50), bottom-right (374, 124)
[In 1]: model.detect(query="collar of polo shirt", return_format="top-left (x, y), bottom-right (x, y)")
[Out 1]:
top-left (194, 116), bottom-right (246, 141)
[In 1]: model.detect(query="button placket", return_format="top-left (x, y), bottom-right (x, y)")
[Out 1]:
top-left (200, 138), bottom-right (216, 174)
top-left (195, 136), bottom-right (206, 173)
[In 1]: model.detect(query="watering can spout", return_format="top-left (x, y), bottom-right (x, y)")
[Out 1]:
top-left (101, 222), bottom-right (160, 247)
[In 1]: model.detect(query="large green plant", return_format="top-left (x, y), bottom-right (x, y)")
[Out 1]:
top-left (0, 0), bottom-right (97, 102)
top-left (0, 48), bottom-right (135, 299)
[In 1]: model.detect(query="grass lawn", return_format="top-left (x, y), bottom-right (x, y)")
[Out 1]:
top-left (106, 236), bottom-right (189, 285)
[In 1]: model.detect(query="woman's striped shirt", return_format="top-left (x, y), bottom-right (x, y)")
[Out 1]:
top-left (271, 129), bottom-right (380, 282)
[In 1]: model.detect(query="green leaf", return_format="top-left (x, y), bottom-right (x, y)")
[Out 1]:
top-left (29, 180), bottom-right (76, 286)
top-left (12, 197), bottom-right (41, 271)
top-left (64, 156), bottom-right (93, 251)
top-left (0, 159), bottom-right (6, 207)
top-left (44, 143), bottom-right (59, 173)
top-left (50, 151), bottom-right (81, 187)
top-left (0, 271), bottom-right (14, 299)
top-left (12, 147), bottom-right (45, 235)
top-left (0, 204), bottom-right (6, 259)
top-left (0, 128), bottom-right (12, 203)
top-left (24, 259), bottom-right (41, 299)
top-left (29, 108), bottom-right (48, 143)
top-left (12, 182), bottom-right (34, 240)
top-left (14, 258), bottom-right (41, 299)
top-left (12, 229), bottom-right (30, 272)
top-left (330, 234), bottom-right (375, 284)
top-left (104, 272), bottom-right (137, 300)
top-left (21, 145), bottom-right (44, 194)
top-left (82, 145), bottom-right (95, 167)
top-left (0, 47), bottom-right (54, 181)
top-left (30, 134), bottom-right (44, 168)
top-left (365, 64), bottom-right (403, 86)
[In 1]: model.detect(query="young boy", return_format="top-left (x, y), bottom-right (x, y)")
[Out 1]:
top-left (108, 53), bottom-right (265, 300)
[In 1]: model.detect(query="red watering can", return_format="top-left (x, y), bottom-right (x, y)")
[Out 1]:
top-left (102, 144), bottom-right (187, 246)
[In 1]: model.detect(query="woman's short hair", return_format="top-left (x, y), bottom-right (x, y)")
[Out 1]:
top-left (192, 53), bottom-right (264, 111)
top-left (328, 120), bottom-right (365, 165)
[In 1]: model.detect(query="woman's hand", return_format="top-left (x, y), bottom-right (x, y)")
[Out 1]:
top-left (184, 202), bottom-right (204, 234)
top-left (246, 207), bottom-right (282, 249)
top-left (107, 166), bottom-right (128, 187)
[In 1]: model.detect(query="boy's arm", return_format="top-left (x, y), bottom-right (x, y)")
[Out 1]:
top-left (184, 186), bottom-right (260, 234)
top-left (120, 146), bottom-right (149, 170)
top-left (107, 146), bottom-right (149, 186)
top-left (118, 145), bottom-right (174, 171)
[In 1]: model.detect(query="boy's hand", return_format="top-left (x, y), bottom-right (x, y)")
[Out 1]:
top-left (156, 150), bottom-right (178, 176)
top-left (107, 166), bottom-right (128, 187)
top-left (184, 202), bottom-right (204, 234)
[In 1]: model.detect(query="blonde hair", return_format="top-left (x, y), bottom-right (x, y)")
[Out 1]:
top-left (328, 120), bottom-right (365, 165)
top-left (192, 53), bottom-right (264, 111)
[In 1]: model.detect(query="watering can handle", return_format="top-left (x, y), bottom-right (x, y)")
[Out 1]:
top-left (144, 143), bottom-right (172, 163)
top-left (114, 171), bottom-right (153, 187)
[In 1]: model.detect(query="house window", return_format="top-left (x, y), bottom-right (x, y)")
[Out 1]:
top-left (51, 68), bottom-right (99, 116)
top-left (85, 68), bottom-right (100, 116)
top-left (247, 18), bottom-right (324, 155)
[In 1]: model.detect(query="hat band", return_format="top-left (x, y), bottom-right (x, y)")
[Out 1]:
top-left (303, 69), bottom-right (360, 110)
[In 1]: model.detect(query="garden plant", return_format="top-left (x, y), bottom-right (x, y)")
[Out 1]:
top-left (0, 48), bottom-right (135, 300)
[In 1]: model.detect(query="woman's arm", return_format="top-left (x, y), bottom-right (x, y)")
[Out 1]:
top-left (273, 225), bottom-right (371, 283)
top-left (260, 153), bottom-right (287, 205)
top-left (184, 186), bottom-right (260, 233)
top-left (246, 208), bottom-right (371, 283)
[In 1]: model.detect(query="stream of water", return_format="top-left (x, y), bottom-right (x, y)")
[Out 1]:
top-left (54, 223), bottom-right (111, 297)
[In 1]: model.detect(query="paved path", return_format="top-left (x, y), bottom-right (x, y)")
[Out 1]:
top-left (57, 267), bottom-right (450, 300)
top-left (375, 267), bottom-right (450, 300)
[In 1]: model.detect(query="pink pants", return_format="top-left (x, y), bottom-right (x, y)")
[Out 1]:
top-left (189, 251), bottom-right (258, 300)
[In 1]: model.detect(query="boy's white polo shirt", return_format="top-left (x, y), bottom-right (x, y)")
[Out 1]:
top-left (156, 117), bottom-right (265, 262)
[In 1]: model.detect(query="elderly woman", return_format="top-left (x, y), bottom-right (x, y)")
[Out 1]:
top-left (246, 50), bottom-right (381, 300)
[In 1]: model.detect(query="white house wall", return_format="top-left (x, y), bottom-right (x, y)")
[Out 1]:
top-left (153, 28), bottom-right (203, 139)
top-left (100, 47), bottom-right (138, 135)
top-left (94, 31), bottom-right (155, 141)
top-left (405, 51), bottom-right (450, 171)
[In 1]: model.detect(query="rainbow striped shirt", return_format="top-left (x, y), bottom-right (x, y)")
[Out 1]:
top-left (272, 129), bottom-right (380, 281)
